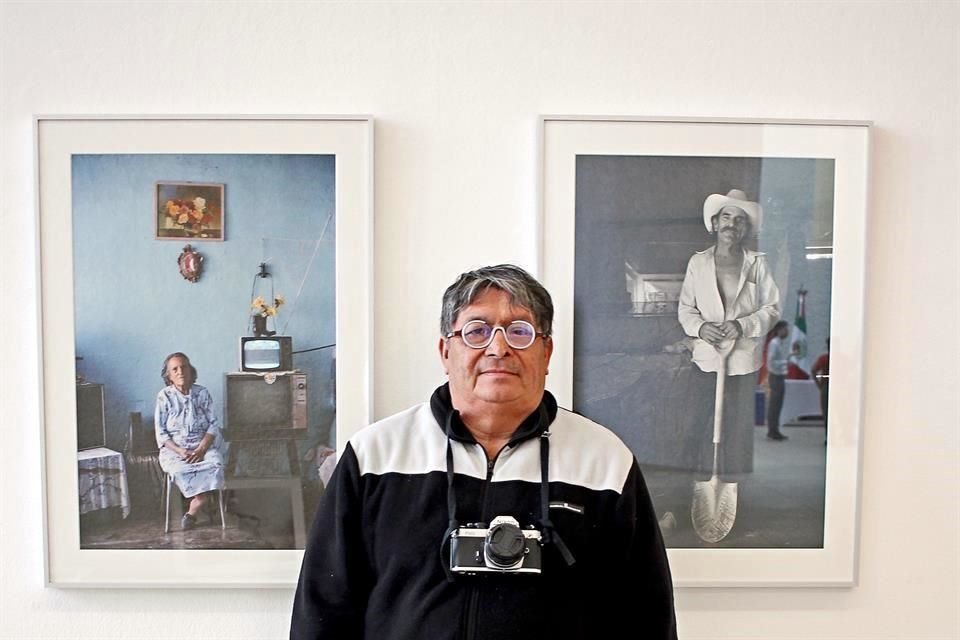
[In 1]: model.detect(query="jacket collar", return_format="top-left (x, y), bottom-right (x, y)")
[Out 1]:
top-left (429, 382), bottom-right (558, 447)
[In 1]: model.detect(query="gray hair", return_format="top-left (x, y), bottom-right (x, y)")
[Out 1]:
top-left (161, 352), bottom-right (197, 386)
top-left (440, 264), bottom-right (553, 336)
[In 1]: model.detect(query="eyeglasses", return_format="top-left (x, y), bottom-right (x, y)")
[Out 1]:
top-left (445, 320), bottom-right (549, 350)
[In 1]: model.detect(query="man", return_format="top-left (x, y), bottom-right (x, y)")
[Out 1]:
top-left (764, 321), bottom-right (793, 440)
top-left (678, 189), bottom-right (782, 465)
top-left (291, 265), bottom-right (677, 640)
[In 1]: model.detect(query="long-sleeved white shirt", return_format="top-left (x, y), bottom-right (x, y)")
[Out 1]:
top-left (678, 246), bottom-right (781, 375)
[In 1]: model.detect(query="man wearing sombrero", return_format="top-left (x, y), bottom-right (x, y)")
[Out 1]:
top-left (678, 189), bottom-right (784, 458)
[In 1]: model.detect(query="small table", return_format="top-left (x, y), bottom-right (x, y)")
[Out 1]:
top-left (77, 447), bottom-right (130, 519)
top-left (782, 379), bottom-right (824, 423)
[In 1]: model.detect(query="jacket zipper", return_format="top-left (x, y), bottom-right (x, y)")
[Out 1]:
top-left (477, 446), bottom-right (504, 521)
top-left (463, 446), bottom-right (507, 640)
top-left (480, 445), bottom-right (508, 518)
top-left (463, 586), bottom-right (480, 640)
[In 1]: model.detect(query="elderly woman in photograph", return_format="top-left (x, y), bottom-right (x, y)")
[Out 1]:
top-left (155, 352), bottom-right (225, 530)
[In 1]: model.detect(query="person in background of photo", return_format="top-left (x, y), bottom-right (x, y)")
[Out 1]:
top-left (811, 338), bottom-right (831, 444)
top-left (155, 352), bottom-right (225, 530)
top-left (678, 189), bottom-right (782, 463)
top-left (764, 321), bottom-right (793, 441)
top-left (291, 264), bottom-right (677, 640)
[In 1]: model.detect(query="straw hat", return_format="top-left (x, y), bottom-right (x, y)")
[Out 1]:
top-left (702, 189), bottom-right (762, 232)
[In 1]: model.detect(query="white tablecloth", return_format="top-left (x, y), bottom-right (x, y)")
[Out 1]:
top-left (77, 447), bottom-right (130, 518)
top-left (782, 379), bottom-right (823, 422)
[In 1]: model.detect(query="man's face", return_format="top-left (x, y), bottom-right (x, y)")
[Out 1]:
top-left (439, 288), bottom-right (553, 413)
top-left (713, 206), bottom-right (751, 245)
top-left (166, 356), bottom-right (191, 389)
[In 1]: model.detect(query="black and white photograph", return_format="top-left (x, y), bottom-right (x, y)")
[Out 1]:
top-left (540, 117), bottom-right (869, 586)
top-left (572, 155), bottom-right (834, 549)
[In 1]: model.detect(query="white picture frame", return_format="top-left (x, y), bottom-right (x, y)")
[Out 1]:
top-left (539, 115), bottom-right (869, 587)
top-left (36, 115), bottom-right (374, 587)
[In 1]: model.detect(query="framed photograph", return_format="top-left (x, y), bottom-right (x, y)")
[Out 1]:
top-left (539, 116), bottom-right (870, 587)
top-left (155, 181), bottom-right (225, 241)
top-left (36, 115), bottom-right (374, 587)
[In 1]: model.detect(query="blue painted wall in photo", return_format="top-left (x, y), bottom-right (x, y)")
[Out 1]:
top-left (72, 154), bottom-right (337, 452)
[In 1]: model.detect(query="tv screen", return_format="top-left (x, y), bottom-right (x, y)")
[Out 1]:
top-left (240, 336), bottom-right (293, 372)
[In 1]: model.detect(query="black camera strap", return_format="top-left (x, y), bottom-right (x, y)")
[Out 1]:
top-left (440, 413), bottom-right (460, 582)
top-left (539, 428), bottom-right (576, 567)
top-left (440, 405), bottom-right (576, 577)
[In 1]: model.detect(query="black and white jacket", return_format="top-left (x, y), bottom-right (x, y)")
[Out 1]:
top-left (291, 384), bottom-right (677, 640)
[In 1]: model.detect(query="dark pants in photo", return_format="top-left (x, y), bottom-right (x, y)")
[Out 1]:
top-left (766, 373), bottom-right (786, 436)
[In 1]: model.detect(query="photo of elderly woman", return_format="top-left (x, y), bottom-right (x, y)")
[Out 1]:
top-left (73, 153), bottom-right (338, 551)
top-left (155, 352), bottom-right (225, 532)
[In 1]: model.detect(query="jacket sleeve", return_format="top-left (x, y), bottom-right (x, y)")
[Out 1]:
top-left (595, 460), bottom-right (678, 640)
top-left (736, 255), bottom-right (781, 338)
top-left (678, 255), bottom-right (706, 339)
top-left (290, 443), bottom-right (373, 640)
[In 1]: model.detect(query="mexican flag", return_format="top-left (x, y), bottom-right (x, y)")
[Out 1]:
top-left (787, 287), bottom-right (811, 379)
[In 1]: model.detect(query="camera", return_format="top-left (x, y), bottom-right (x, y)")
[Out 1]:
top-left (449, 516), bottom-right (542, 575)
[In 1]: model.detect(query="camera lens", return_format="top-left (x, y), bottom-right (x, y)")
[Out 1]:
top-left (485, 521), bottom-right (526, 568)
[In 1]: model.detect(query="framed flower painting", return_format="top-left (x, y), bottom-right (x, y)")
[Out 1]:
top-left (155, 181), bottom-right (225, 240)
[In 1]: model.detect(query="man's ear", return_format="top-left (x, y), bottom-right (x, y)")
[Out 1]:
top-left (543, 336), bottom-right (554, 375)
top-left (438, 337), bottom-right (449, 373)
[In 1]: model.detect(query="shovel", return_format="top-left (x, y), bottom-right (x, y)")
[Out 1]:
top-left (692, 340), bottom-right (738, 543)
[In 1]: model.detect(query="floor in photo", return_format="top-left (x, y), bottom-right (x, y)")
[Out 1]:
top-left (643, 421), bottom-right (827, 548)
top-left (79, 486), bottom-right (320, 550)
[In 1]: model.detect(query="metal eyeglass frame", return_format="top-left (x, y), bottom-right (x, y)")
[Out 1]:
top-left (444, 319), bottom-right (550, 350)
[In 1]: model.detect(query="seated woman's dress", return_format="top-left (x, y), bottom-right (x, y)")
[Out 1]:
top-left (155, 383), bottom-right (225, 497)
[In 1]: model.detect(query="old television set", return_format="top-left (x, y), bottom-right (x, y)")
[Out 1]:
top-left (224, 371), bottom-right (308, 433)
top-left (240, 335), bottom-right (294, 372)
top-left (76, 381), bottom-right (106, 450)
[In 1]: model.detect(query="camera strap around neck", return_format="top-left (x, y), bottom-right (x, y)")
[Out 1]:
top-left (440, 408), bottom-right (576, 578)
top-left (539, 429), bottom-right (576, 567)
top-left (440, 414), bottom-right (461, 582)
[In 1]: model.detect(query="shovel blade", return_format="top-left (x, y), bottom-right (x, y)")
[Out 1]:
top-left (691, 476), bottom-right (738, 543)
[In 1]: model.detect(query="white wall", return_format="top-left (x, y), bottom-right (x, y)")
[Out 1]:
top-left (2, 2), bottom-right (957, 638)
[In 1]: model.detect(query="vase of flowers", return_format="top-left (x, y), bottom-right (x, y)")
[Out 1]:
top-left (251, 295), bottom-right (285, 337)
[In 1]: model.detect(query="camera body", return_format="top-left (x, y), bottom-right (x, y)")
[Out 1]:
top-left (449, 515), bottom-right (542, 575)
